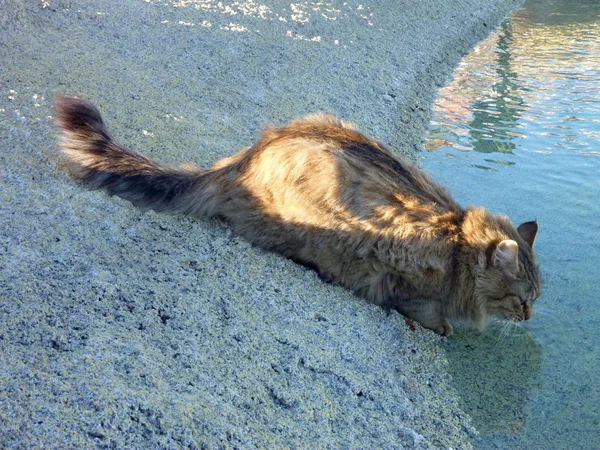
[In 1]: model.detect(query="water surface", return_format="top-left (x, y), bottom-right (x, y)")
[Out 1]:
top-left (424, 0), bottom-right (600, 448)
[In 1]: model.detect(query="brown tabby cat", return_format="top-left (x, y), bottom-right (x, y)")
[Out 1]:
top-left (55, 96), bottom-right (540, 336)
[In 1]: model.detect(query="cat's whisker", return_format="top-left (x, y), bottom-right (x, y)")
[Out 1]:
top-left (492, 318), bottom-right (526, 346)
top-left (502, 320), bottom-right (516, 339)
top-left (493, 320), bottom-right (511, 347)
top-left (511, 320), bottom-right (527, 338)
top-left (509, 321), bottom-right (525, 338)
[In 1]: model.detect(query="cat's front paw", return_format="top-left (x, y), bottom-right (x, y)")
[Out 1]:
top-left (434, 322), bottom-right (454, 337)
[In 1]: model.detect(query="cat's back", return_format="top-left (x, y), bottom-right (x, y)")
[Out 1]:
top-left (228, 113), bottom-right (461, 227)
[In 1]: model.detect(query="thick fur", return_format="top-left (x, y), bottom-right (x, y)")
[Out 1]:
top-left (55, 96), bottom-right (541, 336)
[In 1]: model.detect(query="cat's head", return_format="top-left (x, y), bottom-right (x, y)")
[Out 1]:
top-left (474, 220), bottom-right (541, 328)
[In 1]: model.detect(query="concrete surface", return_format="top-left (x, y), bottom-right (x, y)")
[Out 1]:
top-left (0, 0), bottom-right (522, 448)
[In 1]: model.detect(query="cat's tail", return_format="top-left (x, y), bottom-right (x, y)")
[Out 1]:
top-left (55, 95), bottom-right (219, 217)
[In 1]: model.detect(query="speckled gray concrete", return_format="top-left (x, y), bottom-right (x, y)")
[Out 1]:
top-left (1, 0), bottom-right (522, 448)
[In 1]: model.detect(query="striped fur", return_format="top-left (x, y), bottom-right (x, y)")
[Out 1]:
top-left (55, 96), bottom-right (540, 336)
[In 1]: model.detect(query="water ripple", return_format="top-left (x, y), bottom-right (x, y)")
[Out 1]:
top-left (424, 0), bottom-right (600, 448)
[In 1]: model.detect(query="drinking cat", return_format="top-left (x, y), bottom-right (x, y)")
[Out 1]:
top-left (55, 96), bottom-right (540, 336)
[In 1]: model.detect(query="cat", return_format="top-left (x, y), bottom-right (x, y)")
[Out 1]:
top-left (54, 95), bottom-right (540, 336)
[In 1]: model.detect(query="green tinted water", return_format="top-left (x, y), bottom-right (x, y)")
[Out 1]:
top-left (424, 0), bottom-right (600, 448)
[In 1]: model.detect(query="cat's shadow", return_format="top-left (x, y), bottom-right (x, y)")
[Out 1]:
top-left (443, 324), bottom-right (542, 437)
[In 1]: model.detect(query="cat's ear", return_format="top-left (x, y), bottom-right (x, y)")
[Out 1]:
top-left (517, 221), bottom-right (538, 248)
top-left (491, 239), bottom-right (519, 276)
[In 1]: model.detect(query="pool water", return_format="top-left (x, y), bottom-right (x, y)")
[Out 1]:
top-left (423, 0), bottom-right (600, 448)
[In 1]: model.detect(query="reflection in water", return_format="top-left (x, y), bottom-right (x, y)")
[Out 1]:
top-left (467, 21), bottom-right (523, 155)
top-left (427, 21), bottom-right (525, 156)
top-left (425, 0), bottom-right (600, 449)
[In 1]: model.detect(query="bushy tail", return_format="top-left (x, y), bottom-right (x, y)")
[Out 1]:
top-left (55, 96), bottom-right (218, 216)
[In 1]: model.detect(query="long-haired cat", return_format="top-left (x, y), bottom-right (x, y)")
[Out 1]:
top-left (55, 96), bottom-right (540, 336)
